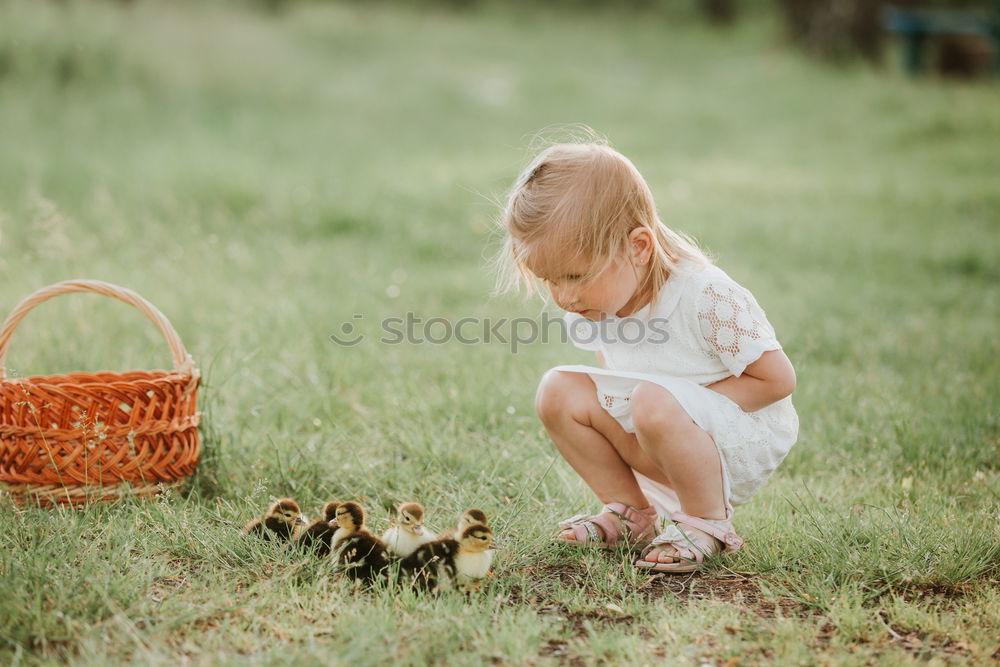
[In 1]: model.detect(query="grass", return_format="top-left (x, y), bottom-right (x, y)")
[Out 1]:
top-left (1, 0), bottom-right (998, 664)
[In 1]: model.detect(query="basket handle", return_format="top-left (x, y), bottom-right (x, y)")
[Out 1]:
top-left (0, 280), bottom-right (198, 387)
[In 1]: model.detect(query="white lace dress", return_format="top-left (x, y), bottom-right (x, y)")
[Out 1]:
top-left (552, 260), bottom-right (799, 518)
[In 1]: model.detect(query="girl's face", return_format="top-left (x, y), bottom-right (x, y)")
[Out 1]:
top-left (528, 229), bottom-right (653, 321)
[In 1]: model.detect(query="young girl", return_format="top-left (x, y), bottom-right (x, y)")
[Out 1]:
top-left (497, 141), bottom-right (798, 572)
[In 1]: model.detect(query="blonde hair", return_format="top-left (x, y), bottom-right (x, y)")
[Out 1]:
top-left (495, 141), bottom-right (711, 309)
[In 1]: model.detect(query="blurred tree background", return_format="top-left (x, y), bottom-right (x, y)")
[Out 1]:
top-left (778, 0), bottom-right (998, 75)
top-left (243, 0), bottom-right (1000, 76)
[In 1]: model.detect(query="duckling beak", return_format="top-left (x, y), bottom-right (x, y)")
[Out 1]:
top-left (297, 514), bottom-right (308, 525)
top-left (489, 541), bottom-right (505, 550)
top-left (412, 524), bottom-right (425, 535)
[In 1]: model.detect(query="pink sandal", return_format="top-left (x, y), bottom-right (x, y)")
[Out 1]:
top-left (556, 502), bottom-right (660, 548)
top-left (634, 510), bottom-right (743, 573)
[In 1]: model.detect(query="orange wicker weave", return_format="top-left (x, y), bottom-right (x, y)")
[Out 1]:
top-left (0, 280), bottom-right (201, 506)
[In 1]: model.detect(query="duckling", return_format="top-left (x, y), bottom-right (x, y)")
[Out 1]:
top-left (332, 502), bottom-right (391, 584)
top-left (400, 523), bottom-right (495, 593)
top-left (437, 508), bottom-right (489, 540)
top-left (244, 498), bottom-right (308, 542)
top-left (381, 502), bottom-right (437, 558)
top-left (295, 501), bottom-right (340, 556)
top-left (398, 536), bottom-right (459, 593)
top-left (453, 523), bottom-right (496, 589)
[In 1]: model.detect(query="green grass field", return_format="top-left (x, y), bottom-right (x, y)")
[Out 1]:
top-left (1, 1), bottom-right (998, 664)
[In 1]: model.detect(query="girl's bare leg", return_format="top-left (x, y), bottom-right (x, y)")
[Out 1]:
top-left (536, 372), bottom-right (728, 562)
top-left (535, 370), bottom-right (665, 511)
top-left (630, 381), bottom-right (728, 563)
top-left (629, 382), bottom-right (726, 521)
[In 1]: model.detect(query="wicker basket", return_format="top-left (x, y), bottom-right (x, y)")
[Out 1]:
top-left (0, 280), bottom-right (201, 506)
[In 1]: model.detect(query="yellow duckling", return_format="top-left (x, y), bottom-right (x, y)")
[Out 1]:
top-left (400, 523), bottom-right (495, 593)
top-left (453, 523), bottom-right (496, 589)
top-left (295, 501), bottom-right (340, 556)
top-left (332, 502), bottom-right (392, 584)
top-left (244, 498), bottom-right (308, 542)
top-left (381, 502), bottom-right (437, 558)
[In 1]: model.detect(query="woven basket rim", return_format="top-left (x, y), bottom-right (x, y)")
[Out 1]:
top-left (2, 368), bottom-right (194, 386)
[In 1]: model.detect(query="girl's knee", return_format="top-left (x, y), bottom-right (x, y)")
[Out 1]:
top-left (630, 382), bottom-right (689, 435)
top-left (535, 370), bottom-right (591, 425)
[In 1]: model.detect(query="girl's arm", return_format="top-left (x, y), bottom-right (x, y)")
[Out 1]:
top-left (706, 349), bottom-right (796, 413)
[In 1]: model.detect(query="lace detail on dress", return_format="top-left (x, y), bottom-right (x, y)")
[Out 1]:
top-left (602, 393), bottom-right (629, 410)
top-left (696, 281), bottom-right (780, 377)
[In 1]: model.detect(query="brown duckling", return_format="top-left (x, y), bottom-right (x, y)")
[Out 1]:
top-left (295, 501), bottom-right (341, 556)
top-left (399, 523), bottom-right (495, 593)
top-left (381, 502), bottom-right (437, 559)
top-left (244, 498), bottom-right (308, 542)
top-left (332, 502), bottom-right (392, 584)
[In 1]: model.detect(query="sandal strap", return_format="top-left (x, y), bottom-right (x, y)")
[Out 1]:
top-left (558, 513), bottom-right (592, 528)
top-left (647, 523), bottom-right (705, 562)
top-left (560, 521), bottom-right (597, 544)
top-left (671, 511), bottom-right (744, 552)
top-left (587, 511), bottom-right (624, 544)
top-left (557, 502), bottom-right (658, 546)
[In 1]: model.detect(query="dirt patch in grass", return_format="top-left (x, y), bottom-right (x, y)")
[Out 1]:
top-left (524, 564), bottom-right (994, 663)
top-left (534, 602), bottom-right (641, 666)
top-left (537, 638), bottom-right (587, 666)
top-left (873, 607), bottom-right (996, 662)
top-left (879, 581), bottom-right (981, 607)
top-left (528, 563), bottom-right (814, 619)
top-left (636, 572), bottom-right (813, 619)
top-left (536, 601), bottom-right (637, 631)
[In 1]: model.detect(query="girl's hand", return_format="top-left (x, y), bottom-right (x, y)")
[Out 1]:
top-left (706, 350), bottom-right (796, 412)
